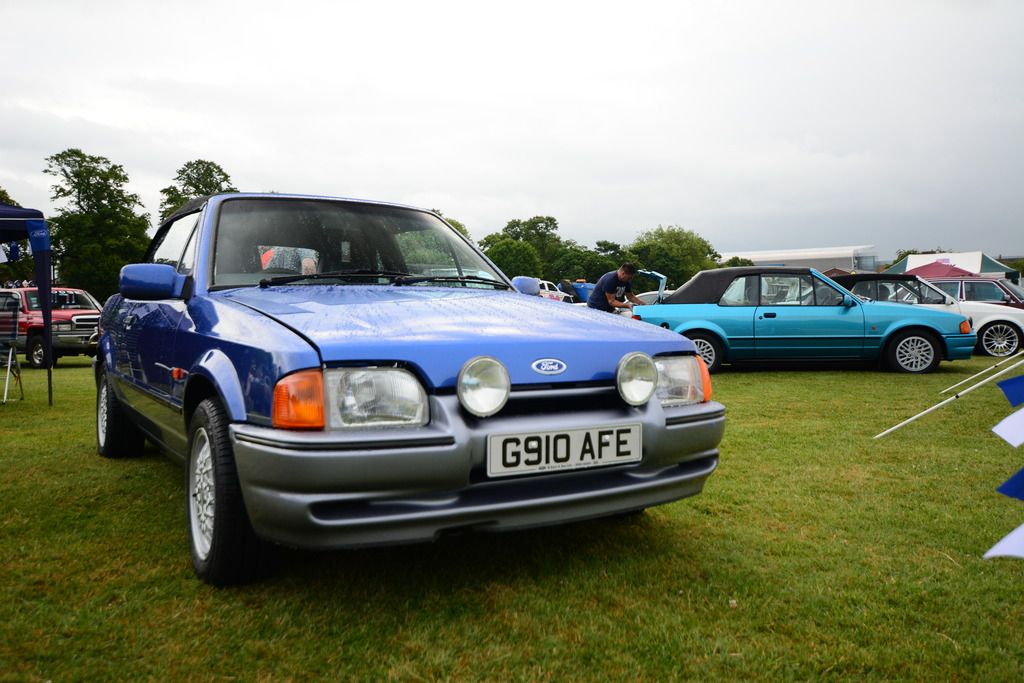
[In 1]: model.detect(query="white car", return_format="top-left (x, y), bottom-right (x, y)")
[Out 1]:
top-left (832, 274), bottom-right (1023, 357)
top-left (537, 280), bottom-right (574, 303)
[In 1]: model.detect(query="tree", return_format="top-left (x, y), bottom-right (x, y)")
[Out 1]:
top-left (480, 216), bottom-right (563, 265)
top-left (432, 209), bottom-right (470, 238)
top-left (483, 237), bottom-right (542, 278)
top-left (718, 256), bottom-right (755, 268)
top-left (547, 241), bottom-right (617, 284)
top-left (0, 185), bottom-right (35, 283)
top-left (159, 159), bottom-right (237, 220)
top-left (627, 225), bottom-right (720, 288)
top-left (44, 149), bottom-right (151, 300)
top-left (0, 186), bottom-right (18, 206)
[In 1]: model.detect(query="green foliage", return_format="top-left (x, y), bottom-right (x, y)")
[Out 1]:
top-left (1002, 258), bottom-right (1024, 275)
top-left (482, 216), bottom-right (563, 266)
top-left (718, 256), bottom-right (756, 268)
top-left (627, 225), bottom-right (720, 288)
top-left (44, 148), bottom-right (150, 299)
top-left (483, 237), bottom-right (542, 278)
top-left (0, 185), bottom-right (19, 206)
top-left (432, 210), bottom-right (471, 238)
top-left (159, 159), bottom-right (237, 220)
top-left (547, 240), bottom-right (617, 283)
top-left (0, 185), bottom-right (35, 282)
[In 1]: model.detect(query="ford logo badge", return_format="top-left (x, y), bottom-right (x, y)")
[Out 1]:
top-left (531, 358), bottom-right (567, 375)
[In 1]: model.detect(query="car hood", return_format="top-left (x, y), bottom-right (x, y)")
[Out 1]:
top-left (218, 285), bottom-right (695, 388)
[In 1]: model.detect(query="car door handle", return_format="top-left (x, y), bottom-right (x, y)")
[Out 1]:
top-left (762, 312), bottom-right (777, 318)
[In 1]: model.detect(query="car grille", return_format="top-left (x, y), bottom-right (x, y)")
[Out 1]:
top-left (71, 314), bottom-right (99, 331)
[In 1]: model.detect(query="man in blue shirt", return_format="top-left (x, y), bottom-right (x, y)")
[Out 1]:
top-left (587, 263), bottom-right (644, 313)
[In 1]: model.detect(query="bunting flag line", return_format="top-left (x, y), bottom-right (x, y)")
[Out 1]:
top-left (997, 466), bottom-right (1024, 501)
top-left (984, 522), bottom-right (1024, 560)
top-left (997, 375), bottom-right (1024, 407)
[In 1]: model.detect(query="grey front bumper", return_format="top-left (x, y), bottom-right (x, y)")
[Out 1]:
top-left (230, 391), bottom-right (725, 549)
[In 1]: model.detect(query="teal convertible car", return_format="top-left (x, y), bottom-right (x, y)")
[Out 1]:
top-left (631, 267), bottom-right (976, 373)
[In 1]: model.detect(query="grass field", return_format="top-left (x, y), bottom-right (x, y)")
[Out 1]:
top-left (2, 356), bottom-right (1023, 680)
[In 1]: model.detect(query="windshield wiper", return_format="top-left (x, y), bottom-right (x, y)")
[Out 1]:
top-left (258, 270), bottom-right (413, 288)
top-left (393, 275), bottom-right (512, 289)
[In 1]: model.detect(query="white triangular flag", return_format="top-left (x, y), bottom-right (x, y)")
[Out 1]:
top-left (984, 522), bottom-right (1024, 559)
top-left (993, 406), bottom-right (1024, 448)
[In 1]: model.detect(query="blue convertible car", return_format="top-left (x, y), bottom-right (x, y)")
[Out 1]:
top-left (632, 267), bottom-right (976, 373)
top-left (96, 193), bottom-right (725, 584)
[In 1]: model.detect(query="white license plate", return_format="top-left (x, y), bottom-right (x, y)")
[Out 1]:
top-left (487, 424), bottom-right (642, 478)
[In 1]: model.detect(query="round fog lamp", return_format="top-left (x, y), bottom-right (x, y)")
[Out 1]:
top-left (617, 352), bottom-right (657, 406)
top-left (457, 356), bottom-right (510, 417)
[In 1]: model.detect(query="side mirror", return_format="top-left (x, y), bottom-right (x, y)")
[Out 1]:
top-left (120, 263), bottom-right (183, 300)
top-left (842, 294), bottom-right (856, 307)
top-left (511, 276), bottom-right (541, 296)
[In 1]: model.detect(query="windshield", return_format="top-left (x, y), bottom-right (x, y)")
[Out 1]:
top-left (26, 289), bottom-right (101, 311)
top-left (211, 198), bottom-right (505, 289)
top-left (1001, 279), bottom-right (1024, 300)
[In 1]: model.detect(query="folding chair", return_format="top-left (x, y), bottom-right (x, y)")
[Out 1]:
top-left (1, 293), bottom-right (24, 404)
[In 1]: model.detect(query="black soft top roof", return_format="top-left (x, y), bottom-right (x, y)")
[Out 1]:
top-left (663, 266), bottom-right (815, 304)
top-left (163, 195), bottom-right (213, 225)
top-left (830, 273), bottom-right (916, 285)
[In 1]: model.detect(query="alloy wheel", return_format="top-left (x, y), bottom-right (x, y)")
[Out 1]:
top-left (189, 427), bottom-right (215, 561)
top-left (982, 323), bottom-right (1019, 357)
top-left (895, 335), bottom-right (935, 372)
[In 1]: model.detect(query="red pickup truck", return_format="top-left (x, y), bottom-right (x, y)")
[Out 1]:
top-left (0, 287), bottom-right (101, 368)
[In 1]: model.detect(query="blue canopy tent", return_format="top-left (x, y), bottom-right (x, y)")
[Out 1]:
top-left (0, 202), bottom-right (54, 405)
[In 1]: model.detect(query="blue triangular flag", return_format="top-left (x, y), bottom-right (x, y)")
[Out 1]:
top-left (998, 466), bottom-right (1024, 501)
top-left (998, 375), bottom-right (1024, 407)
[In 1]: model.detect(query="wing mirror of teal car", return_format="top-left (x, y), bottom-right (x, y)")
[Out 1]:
top-left (511, 276), bottom-right (541, 296)
top-left (119, 263), bottom-right (187, 300)
top-left (843, 294), bottom-right (856, 307)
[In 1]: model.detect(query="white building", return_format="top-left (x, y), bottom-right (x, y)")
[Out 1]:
top-left (718, 245), bottom-right (878, 272)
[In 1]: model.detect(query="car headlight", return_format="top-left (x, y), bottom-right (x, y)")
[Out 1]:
top-left (458, 356), bottom-right (510, 417)
top-left (325, 367), bottom-right (428, 429)
top-left (617, 352), bottom-right (657, 406)
top-left (654, 355), bottom-right (712, 406)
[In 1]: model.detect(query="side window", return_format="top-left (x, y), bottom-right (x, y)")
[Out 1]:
top-left (850, 281), bottom-right (875, 300)
top-left (178, 225), bottom-right (198, 274)
top-left (934, 281), bottom-right (960, 298)
top-left (813, 279), bottom-right (844, 306)
top-left (149, 213), bottom-right (199, 266)
top-left (891, 281), bottom-right (921, 304)
top-left (719, 275), bottom-right (758, 306)
top-left (964, 281), bottom-right (1005, 301)
top-left (761, 275), bottom-right (812, 306)
top-left (918, 283), bottom-right (947, 304)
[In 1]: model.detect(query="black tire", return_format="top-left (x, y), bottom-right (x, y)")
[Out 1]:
top-left (187, 398), bottom-right (277, 586)
top-left (27, 334), bottom-right (47, 369)
top-left (686, 331), bottom-right (723, 373)
top-left (886, 330), bottom-right (941, 373)
top-left (977, 321), bottom-right (1021, 357)
top-left (96, 372), bottom-right (145, 458)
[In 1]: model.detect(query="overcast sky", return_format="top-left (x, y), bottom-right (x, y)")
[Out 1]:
top-left (2, 0), bottom-right (1022, 260)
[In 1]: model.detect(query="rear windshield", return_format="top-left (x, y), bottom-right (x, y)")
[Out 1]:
top-left (26, 289), bottom-right (101, 311)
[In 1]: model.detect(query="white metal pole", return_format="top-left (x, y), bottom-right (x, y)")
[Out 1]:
top-left (941, 351), bottom-right (1024, 394)
top-left (875, 356), bottom-right (1024, 439)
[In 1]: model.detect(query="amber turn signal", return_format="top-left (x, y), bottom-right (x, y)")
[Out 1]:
top-left (960, 320), bottom-right (972, 334)
top-left (272, 369), bottom-right (325, 430)
top-left (695, 355), bottom-right (713, 402)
